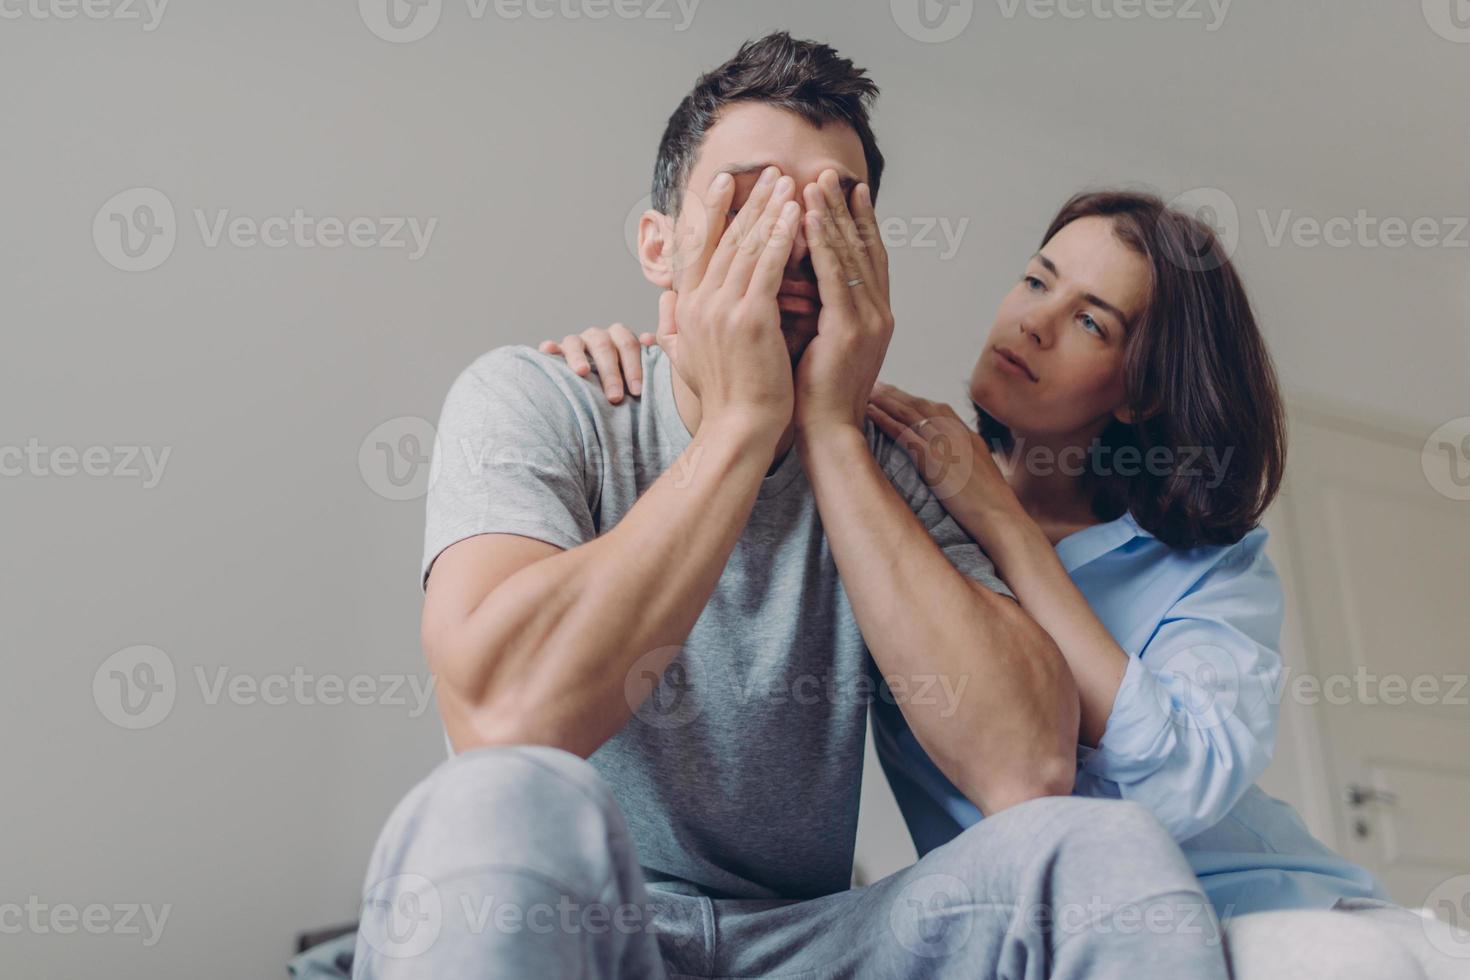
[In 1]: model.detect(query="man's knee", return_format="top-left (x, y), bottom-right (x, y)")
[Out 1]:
top-left (932, 796), bottom-right (1166, 889)
top-left (944, 797), bottom-right (1205, 919)
top-left (368, 745), bottom-right (626, 896)
top-left (987, 795), bottom-right (1171, 854)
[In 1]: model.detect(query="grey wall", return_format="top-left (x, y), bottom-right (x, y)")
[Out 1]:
top-left (4, 2), bottom-right (1467, 976)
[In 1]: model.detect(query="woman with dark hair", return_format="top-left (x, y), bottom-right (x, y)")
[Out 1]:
top-left (539, 190), bottom-right (1463, 977)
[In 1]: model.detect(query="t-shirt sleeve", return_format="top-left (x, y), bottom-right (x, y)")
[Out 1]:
top-left (421, 346), bottom-right (598, 590)
top-left (868, 420), bottom-right (1015, 600)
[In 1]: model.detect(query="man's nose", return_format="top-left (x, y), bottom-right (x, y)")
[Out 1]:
top-left (785, 206), bottom-right (811, 269)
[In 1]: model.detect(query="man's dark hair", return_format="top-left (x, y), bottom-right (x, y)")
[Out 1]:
top-left (652, 32), bottom-right (884, 216)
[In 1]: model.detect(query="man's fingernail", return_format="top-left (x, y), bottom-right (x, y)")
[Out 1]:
top-left (630, 381), bottom-right (642, 395)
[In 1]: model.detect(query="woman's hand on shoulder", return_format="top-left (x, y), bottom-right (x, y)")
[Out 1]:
top-left (539, 323), bottom-right (656, 404)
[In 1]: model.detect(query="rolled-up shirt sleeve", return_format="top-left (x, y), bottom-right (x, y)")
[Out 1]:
top-left (1074, 530), bottom-right (1284, 841)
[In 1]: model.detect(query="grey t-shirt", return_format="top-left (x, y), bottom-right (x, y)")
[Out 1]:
top-left (423, 343), bottom-right (1013, 901)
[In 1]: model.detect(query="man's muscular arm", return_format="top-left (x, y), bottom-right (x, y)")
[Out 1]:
top-left (425, 169), bottom-right (803, 757)
top-left (794, 172), bottom-right (1080, 814)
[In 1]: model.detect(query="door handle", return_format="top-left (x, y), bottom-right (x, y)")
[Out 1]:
top-left (1345, 784), bottom-right (1399, 808)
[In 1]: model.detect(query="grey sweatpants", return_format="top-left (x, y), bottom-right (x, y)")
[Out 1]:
top-left (352, 745), bottom-right (1230, 979)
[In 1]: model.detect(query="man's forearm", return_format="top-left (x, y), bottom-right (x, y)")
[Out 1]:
top-left (946, 501), bottom-right (1129, 747)
top-left (436, 417), bottom-right (780, 757)
top-left (798, 424), bottom-right (1080, 813)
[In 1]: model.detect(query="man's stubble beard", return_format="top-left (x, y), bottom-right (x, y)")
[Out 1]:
top-left (782, 311), bottom-right (819, 368)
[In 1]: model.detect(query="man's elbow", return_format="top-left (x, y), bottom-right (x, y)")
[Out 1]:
top-left (974, 754), bottom-right (1078, 815)
top-left (971, 595), bottom-right (1082, 813)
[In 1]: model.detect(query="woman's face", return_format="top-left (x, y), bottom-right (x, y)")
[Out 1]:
top-left (970, 215), bottom-right (1152, 440)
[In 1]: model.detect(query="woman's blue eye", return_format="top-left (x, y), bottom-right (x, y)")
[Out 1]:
top-left (1080, 313), bottom-right (1105, 337)
top-left (1024, 275), bottom-right (1044, 291)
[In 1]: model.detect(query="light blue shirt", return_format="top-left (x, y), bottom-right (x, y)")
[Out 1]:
top-left (871, 510), bottom-right (1389, 919)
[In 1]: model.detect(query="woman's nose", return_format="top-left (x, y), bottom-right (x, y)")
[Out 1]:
top-left (1021, 303), bottom-right (1063, 346)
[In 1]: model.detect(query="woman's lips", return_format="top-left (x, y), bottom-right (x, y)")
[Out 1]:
top-left (994, 347), bottom-right (1038, 382)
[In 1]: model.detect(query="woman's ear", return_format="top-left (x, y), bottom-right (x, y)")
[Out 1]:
top-left (637, 209), bottom-right (675, 289)
top-left (1113, 402), bottom-right (1162, 425)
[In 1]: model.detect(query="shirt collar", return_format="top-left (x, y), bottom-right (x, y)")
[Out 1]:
top-left (1054, 510), bottom-right (1152, 573)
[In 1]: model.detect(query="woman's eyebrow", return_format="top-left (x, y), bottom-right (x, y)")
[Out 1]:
top-left (1034, 251), bottom-right (1132, 329)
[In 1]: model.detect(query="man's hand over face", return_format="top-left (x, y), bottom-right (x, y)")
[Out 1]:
top-left (794, 170), bottom-right (895, 435)
top-left (666, 167), bottom-right (802, 437)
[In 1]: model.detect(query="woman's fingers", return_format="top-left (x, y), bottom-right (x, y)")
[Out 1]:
top-left (560, 334), bottom-right (592, 376)
top-left (867, 400), bottom-right (934, 464)
top-left (608, 322), bottom-right (644, 396)
top-left (538, 339), bottom-right (562, 355)
top-left (580, 327), bottom-right (628, 403)
top-left (638, 332), bottom-right (656, 346)
top-left (866, 402), bottom-right (926, 457)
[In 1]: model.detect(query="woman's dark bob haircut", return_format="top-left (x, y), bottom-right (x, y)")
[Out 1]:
top-left (976, 190), bottom-right (1287, 550)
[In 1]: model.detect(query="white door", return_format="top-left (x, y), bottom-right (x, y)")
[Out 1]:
top-left (1266, 403), bottom-right (1470, 930)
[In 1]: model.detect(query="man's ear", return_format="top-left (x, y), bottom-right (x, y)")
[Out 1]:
top-left (637, 209), bottom-right (675, 289)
